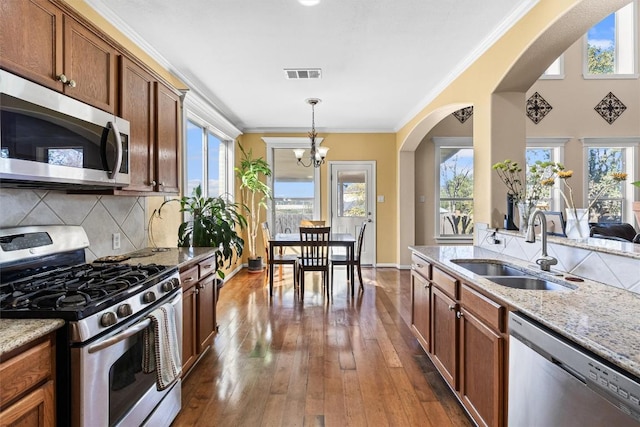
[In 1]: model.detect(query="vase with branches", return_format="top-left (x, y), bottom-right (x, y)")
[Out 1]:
top-left (235, 142), bottom-right (272, 272)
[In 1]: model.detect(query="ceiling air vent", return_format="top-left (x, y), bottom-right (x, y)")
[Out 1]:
top-left (284, 68), bottom-right (322, 79)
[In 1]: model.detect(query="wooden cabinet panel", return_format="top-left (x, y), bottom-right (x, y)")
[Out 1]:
top-left (197, 275), bottom-right (216, 353)
top-left (461, 284), bottom-right (505, 333)
top-left (459, 308), bottom-right (505, 427)
top-left (119, 57), bottom-right (155, 192)
top-left (411, 253), bottom-right (431, 280)
top-left (0, 0), bottom-right (63, 91)
top-left (0, 340), bottom-right (51, 407)
top-left (411, 271), bottom-right (431, 352)
top-left (181, 283), bottom-right (198, 375)
top-left (431, 285), bottom-right (458, 389)
top-left (155, 81), bottom-right (181, 194)
top-left (432, 267), bottom-right (458, 300)
top-left (63, 17), bottom-right (117, 113)
top-left (0, 380), bottom-right (54, 427)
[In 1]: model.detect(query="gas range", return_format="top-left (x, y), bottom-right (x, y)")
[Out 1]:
top-left (0, 225), bottom-right (183, 426)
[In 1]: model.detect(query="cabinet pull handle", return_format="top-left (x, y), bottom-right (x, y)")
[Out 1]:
top-left (448, 304), bottom-right (456, 311)
top-left (202, 264), bottom-right (212, 269)
top-left (416, 264), bottom-right (423, 268)
top-left (183, 277), bottom-right (194, 283)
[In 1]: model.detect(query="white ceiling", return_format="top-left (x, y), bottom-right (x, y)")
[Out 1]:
top-left (86, 0), bottom-right (536, 134)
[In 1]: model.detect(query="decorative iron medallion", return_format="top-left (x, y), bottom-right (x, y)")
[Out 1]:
top-left (594, 92), bottom-right (626, 124)
top-left (452, 106), bottom-right (473, 123)
top-left (526, 92), bottom-right (552, 124)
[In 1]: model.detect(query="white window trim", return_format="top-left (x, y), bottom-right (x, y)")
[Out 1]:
top-left (580, 137), bottom-right (640, 224)
top-left (526, 137), bottom-right (570, 210)
top-left (582, 0), bottom-right (639, 79)
top-left (262, 137), bottom-right (324, 228)
top-left (433, 137), bottom-right (473, 244)
top-left (540, 55), bottom-right (565, 80)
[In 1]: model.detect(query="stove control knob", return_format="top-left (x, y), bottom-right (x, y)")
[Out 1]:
top-left (117, 303), bottom-right (132, 318)
top-left (101, 312), bottom-right (117, 327)
top-left (142, 291), bottom-right (156, 304)
top-left (161, 279), bottom-right (178, 293)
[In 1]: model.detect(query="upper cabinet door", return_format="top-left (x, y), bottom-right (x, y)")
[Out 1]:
top-left (155, 81), bottom-right (181, 194)
top-left (63, 17), bottom-right (118, 113)
top-left (0, 0), bottom-right (64, 91)
top-left (120, 57), bottom-right (155, 193)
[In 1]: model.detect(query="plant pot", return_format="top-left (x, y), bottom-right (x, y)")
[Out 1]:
top-left (247, 257), bottom-right (264, 273)
top-left (633, 201), bottom-right (640, 229)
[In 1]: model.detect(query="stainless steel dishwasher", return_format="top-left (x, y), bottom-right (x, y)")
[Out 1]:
top-left (508, 312), bottom-right (640, 427)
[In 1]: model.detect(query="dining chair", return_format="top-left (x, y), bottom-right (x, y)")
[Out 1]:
top-left (261, 222), bottom-right (298, 283)
top-left (330, 222), bottom-right (367, 295)
top-left (297, 226), bottom-right (331, 300)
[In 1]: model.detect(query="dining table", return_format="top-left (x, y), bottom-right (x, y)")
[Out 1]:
top-left (268, 232), bottom-right (356, 297)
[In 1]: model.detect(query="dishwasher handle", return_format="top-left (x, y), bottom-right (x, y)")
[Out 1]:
top-left (551, 357), bottom-right (587, 384)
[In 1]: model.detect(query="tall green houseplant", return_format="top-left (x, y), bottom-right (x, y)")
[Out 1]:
top-left (154, 185), bottom-right (246, 278)
top-left (235, 142), bottom-right (272, 271)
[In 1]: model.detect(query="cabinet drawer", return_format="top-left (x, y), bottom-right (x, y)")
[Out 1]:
top-left (411, 253), bottom-right (431, 280)
top-left (0, 339), bottom-right (52, 407)
top-left (461, 284), bottom-right (505, 332)
top-left (180, 266), bottom-right (199, 289)
top-left (432, 267), bottom-right (458, 299)
top-left (199, 256), bottom-right (216, 278)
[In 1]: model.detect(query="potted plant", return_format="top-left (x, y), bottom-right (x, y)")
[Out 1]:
top-left (154, 185), bottom-right (246, 279)
top-left (235, 142), bottom-right (272, 272)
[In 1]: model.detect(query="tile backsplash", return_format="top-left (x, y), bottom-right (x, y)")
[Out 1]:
top-left (0, 188), bottom-right (147, 261)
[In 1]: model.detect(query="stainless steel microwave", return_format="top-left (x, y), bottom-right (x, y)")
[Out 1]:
top-left (0, 70), bottom-right (130, 189)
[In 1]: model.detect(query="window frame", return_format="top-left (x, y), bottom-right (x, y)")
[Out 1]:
top-left (580, 137), bottom-right (639, 224)
top-left (182, 91), bottom-right (239, 206)
top-left (262, 137), bottom-right (323, 232)
top-left (540, 55), bottom-right (565, 80)
top-left (433, 137), bottom-right (474, 244)
top-left (582, 0), bottom-right (639, 79)
top-left (526, 137), bottom-right (569, 211)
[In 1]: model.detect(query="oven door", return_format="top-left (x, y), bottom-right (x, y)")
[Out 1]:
top-left (71, 291), bottom-right (182, 427)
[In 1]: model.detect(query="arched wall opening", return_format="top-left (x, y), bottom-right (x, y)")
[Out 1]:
top-left (397, 0), bottom-right (633, 266)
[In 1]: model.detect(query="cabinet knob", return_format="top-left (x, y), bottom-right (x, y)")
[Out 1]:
top-left (67, 79), bottom-right (77, 88)
top-left (448, 304), bottom-right (456, 311)
top-left (456, 311), bottom-right (464, 319)
top-left (57, 74), bottom-right (68, 84)
top-left (160, 182), bottom-right (165, 186)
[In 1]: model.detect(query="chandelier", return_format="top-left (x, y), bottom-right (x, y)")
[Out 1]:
top-left (294, 98), bottom-right (328, 168)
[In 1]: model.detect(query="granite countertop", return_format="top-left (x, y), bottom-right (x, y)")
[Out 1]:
top-left (0, 318), bottom-right (65, 357)
top-left (121, 247), bottom-right (219, 270)
top-left (409, 245), bottom-right (640, 379)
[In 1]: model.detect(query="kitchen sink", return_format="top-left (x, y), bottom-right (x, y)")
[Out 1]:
top-left (451, 259), bottom-right (576, 291)
top-left (451, 260), bottom-right (524, 276)
top-left (486, 276), bottom-right (575, 291)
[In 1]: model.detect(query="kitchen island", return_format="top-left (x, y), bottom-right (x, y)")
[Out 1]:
top-left (409, 245), bottom-right (640, 427)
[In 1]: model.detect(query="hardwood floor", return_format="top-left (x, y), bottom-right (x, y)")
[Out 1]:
top-left (172, 267), bottom-right (473, 427)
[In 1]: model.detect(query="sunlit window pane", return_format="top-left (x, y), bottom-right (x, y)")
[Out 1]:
top-left (186, 121), bottom-right (203, 197)
top-left (439, 147), bottom-right (473, 236)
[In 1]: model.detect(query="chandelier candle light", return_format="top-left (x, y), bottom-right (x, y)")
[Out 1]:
top-left (294, 98), bottom-right (329, 168)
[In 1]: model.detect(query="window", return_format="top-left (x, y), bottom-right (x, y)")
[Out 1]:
top-left (434, 137), bottom-right (473, 239)
top-left (584, 1), bottom-right (637, 77)
top-left (540, 56), bottom-right (564, 79)
top-left (525, 138), bottom-right (568, 210)
top-left (263, 137), bottom-right (322, 234)
top-left (185, 120), bottom-right (229, 198)
top-left (582, 138), bottom-right (639, 224)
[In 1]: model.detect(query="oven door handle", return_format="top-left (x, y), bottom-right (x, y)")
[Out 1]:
top-left (88, 318), bottom-right (151, 354)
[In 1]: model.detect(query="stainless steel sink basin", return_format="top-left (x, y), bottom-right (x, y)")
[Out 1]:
top-left (487, 277), bottom-right (575, 291)
top-left (451, 260), bottom-right (524, 276)
top-left (450, 259), bottom-right (576, 291)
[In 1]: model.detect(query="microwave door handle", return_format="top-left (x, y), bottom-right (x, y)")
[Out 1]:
top-left (108, 121), bottom-right (123, 180)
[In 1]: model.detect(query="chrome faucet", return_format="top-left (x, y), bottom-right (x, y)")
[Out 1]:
top-left (525, 209), bottom-right (558, 272)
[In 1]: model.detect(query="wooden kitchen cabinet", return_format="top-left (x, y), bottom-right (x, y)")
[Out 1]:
top-left (411, 254), bottom-right (432, 351)
top-left (179, 255), bottom-right (219, 376)
top-left (119, 57), bottom-right (181, 195)
top-left (430, 283), bottom-right (458, 389)
top-left (0, 0), bottom-right (118, 113)
top-left (0, 334), bottom-right (56, 427)
top-left (408, 253), bottom-right (508, 427)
